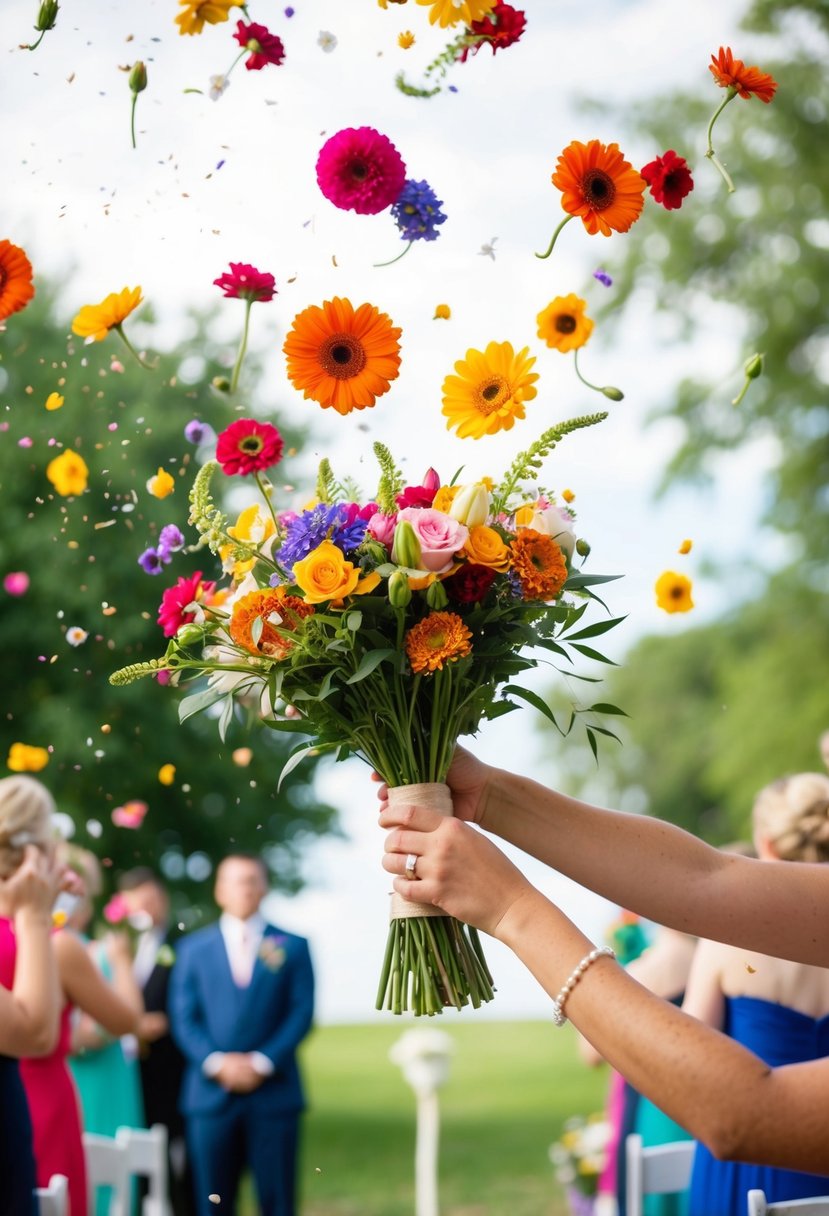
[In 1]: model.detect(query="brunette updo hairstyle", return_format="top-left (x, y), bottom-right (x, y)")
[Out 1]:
top-left (753, 773), bottom-right (829, 864)
top-left (0, 776), bottom-right (56, 880)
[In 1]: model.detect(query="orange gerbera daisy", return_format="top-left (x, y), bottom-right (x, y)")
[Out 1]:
top-left (709, 46), bottom-right (778, 102)
top-left (510, 529), bottom-right (568, 601)
top-left (405, 611), bottom-right (472, 674)
top-left (283, 297), bottom-right (402, 415)
top-left (0, 240), bottom-right (35, 323)
top-left (230, 587), bottom-right (314, 659)
top-left (552, 140), bottom-right (646, 238)
top-left (441, 341), bottom-right (538, 439)
top-left (71, 286), bottom-right (143, 342)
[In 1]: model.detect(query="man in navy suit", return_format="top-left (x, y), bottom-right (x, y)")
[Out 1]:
top-left (169, 853), bottom-right (314, 1216)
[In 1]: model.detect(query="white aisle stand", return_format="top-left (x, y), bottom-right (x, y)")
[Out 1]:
top-left (390, 1029), bottom-right (455, 1216)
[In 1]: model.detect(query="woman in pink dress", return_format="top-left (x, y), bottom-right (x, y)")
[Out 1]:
top-left (0, 775), bottom-right (144, 1216)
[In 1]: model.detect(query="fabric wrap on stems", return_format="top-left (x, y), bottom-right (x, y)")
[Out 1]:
top-left (387, 782), bottom-right (452, 921)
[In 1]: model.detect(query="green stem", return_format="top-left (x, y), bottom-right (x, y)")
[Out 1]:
top-left (373, 241), bottom-right (413, 269)
top-left (222, 46), bottom-right (248, 84)
top-left (705, 88), bottom-right (737, 193)
top-left (130, 93), bottom-right (138, 149)
top-left (731, 376), bottom-right (751, 407)
top-left (254, 471), bottom-right (281, 534)
top-left (229, 299), bottom-right (253, 395)
top-left (113, 324), bottom-right (153, 370)
top-left (27, 29), bottom-right (47, 50)
top-left (535, 213), bottom-right (574, 260)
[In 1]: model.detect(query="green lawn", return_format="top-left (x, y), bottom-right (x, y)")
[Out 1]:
top-left (290, 1020), bottom-right (607, 1216)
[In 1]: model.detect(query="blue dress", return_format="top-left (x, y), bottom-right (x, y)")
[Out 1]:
top-left (689, 995), bottom-right (829, 1216)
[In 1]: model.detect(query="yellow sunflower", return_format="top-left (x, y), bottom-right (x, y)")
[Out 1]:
top-left (442, 341), bottom-right (538, 439)
top-left (405, 611), bottom-right (472, 673)
top-left (283, 297), bottom-right (402, 415)
top-left (416, 0), bottom-right (495, 27)
top-left (175, 0), bottom-right (236, 36)
top-left (537, 294), bottom-right (594, 353)
top-left (71, 286), bottom-right (143, 342)
top-left (655, 571), bottom-right (694, 614)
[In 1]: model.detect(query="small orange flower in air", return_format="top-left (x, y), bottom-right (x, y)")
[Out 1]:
top-left (553, 140), bottom-right (646, 237)
top-left (678, 539), bottom-right (693, 555)
top-left (709, 46), bottom-right (778, 103)
top-left (0, 240), bottom-right (35, 323)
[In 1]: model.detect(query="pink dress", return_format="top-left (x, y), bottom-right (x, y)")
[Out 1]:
top-left (0, 919), bottom-right (88, 1216)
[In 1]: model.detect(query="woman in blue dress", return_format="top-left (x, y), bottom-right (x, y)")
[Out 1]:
top-left (683, 771), bottom-right (829, 1216)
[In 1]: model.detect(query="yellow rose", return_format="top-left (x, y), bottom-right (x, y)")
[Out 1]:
top-left (46, 449), bottom-right (88, 497)
top-left (7, 743), bottom-right (50, 773)
top-left (461, 525), bottom-right (510, 571)
top-left (292, 541), bottom-right (360, 604)
top-left (431, 485), bottom-right (459, 513)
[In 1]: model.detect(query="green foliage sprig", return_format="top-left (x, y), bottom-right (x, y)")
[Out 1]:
top-left (373, 442), bottom-right (404, 514)
top-left (491, 412), bottom-right (608, 516)
top-left (188, 460), bottom-right (230, 554)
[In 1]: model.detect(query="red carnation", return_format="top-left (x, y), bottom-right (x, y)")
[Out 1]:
top-left (158, 571), bottom-right (215, 638)
top-left (396, 484), bottom-right (438, 509)
top-left (216, 418), bottom-right (284, 476)
top-left (640, 150), bottom-right (694, 211)
top-left (460, 3), bottom-right (527, 61)
top-left (213, 262), bottom-right (276, 302)
top-left (443, 563), bottom-right (497, 605)
top-left (233, 20), bottom-right (286, 71)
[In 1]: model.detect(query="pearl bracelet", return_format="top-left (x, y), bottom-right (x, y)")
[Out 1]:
top-left (550, 945), bottom-right (615, 1027)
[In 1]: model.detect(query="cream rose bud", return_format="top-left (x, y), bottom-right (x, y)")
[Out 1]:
top-left (449, 482), bottom-right (490, 528)
top-left (526, 506), bottom-right (576, 558)
top-left (396, 507), bottom-right (469, 573)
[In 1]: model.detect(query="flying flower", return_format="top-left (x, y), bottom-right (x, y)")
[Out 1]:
top-left (7, 743), bottom-right (49, 773)
top-left (283, 297), bottom-right (402, 415)
top-left (460, 2), bottom-right (526, 59)
top-left (65, 627), bottom-right (88, 647)
top-left (111, 800), bottom-right (148, 829)
top-left (184, 419), bottom-right (214, 445)
top-left (398, 31), bottom-right (415, 48)
top-left (538, 140), bottom-right (646, 259)
top-left (0, 240), bottom-right (35, 323)
top-left (175, 0), bottom-right (236, 36)
top-left (655, 570), bottom-right (694, 614)
top-left (441, 340), bottom-right (538, 439)
top-left (537, 294), bottom-right (593, 353)
top-left (147, 468), bottom-right (176, 499)
top-left (71, 286), bottom-right (151, 368)
top-left (678, 539), bottom-right (693, 555)
top-left (3, 572), bottom-right (30, 597)
top-left (216, 418), bottom-right (284, 476)
top-left (510, 529), bottom-right (568, 600)
top-left (158, 525), bottom-right (185, 558)
top-left (405, 611), bottom-right (473, 673)
top-left (44, 392), bottom-right (64, 411)
top-left (316, 127), bottom-right (406, 216)
top-left (46, 449), bottom-right (88, 497)
top-left (209, 74), bottom-right (230, 100)
top-left (317, 30), bottom-right (338, 52)
top-left (390, 179), bottom-right (447, 242)
top-left (641, 150), bottom-right (694, 211)
top-left (138, 548), bottom-right (166, 575)
top-left (233, 20), bottom-right (285, 70)
top-left (593, 269), bottom-right (613, 287)
top-left (158, 571), bottom-right (216, 637)
top-left (479, 237), bottom-right (498, 260)
top-left (433, 303), bottom-right (451, 320)
top-left (128, 60), bottom-right (147, 150)
top-left (562, 489), bottom-right (576, 504)
top-left (158, 764), bottom-right (176, 785)
top-left (732, 352), bottom-right (764, 406)
top-left (416, 0), bottom-right (496, 28)
top-left (214, 263), bottom-right (276, 302)
top-left (706, 47), bottom-right (778, 192)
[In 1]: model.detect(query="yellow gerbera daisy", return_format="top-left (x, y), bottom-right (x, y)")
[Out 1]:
top-left (442, 341), bottom-right (538, 439)
top-left (175, 0), bottom-right (236, 36)
top-left (416, 0), bottom-right (495, 28)
top-left (71, 286), bottom-right (143, 342)
top-left (655, 571), bottom-right (694, 614)
top-left (537, 294), bottom-right (594, 354)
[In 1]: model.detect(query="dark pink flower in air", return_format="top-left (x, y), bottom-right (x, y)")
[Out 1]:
top-left (213, 263), bottom-right (276, 302)
top-left (316, 127), bottom-right (406, 216)
top-left (233, 20), bottom-right (286, 71)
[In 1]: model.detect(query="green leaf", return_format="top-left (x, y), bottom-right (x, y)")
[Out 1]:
top-left (261, 717), bottom-right (311, 733)
top-left (345, 611), bottom-right (363, 632)
top-left (345, 648), bottom-right (396, 685)
top-left (277, 741), bottom-right (326, 790)
top-left (217, 696), bottom-right (235, 743)
top-left (566, 616), bottom-right (627, 641)
top-left (503, 684), bottom-right (564, 733)
top-left (587, 723), bottom-right (623, 744)
top-left (178, 686), bottom-right (226, 724)
top-left (571, 644), bottom-right (619, 665)
top-left (485, 698), bottom-right (519, 720)
top-left (585, 727), bottom-right (599, 764)
top-left (564, 573), bottom-right (623, 590)
top-left (588, 702), bottom-right (628, 716)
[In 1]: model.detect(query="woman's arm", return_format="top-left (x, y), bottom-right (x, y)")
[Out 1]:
top-left (680, 939), bottom-right (727, 1028)
top-left (0, 846), bottom-right (63, 1057)
top-left (55, 931), bottom-right (142, 1036)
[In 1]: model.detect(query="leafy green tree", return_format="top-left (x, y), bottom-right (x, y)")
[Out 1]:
top-left (0, 284), bottom-right (337, 919)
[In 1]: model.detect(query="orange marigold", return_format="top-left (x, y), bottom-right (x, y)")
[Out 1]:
top-left (0, 240), bottom-right (35, 323)
top-left (510, 528), bottom-right (568, 601)
top-left (552, 140), bottom-right (646, 237)
top-left (230, 587), bottom-right (314, 658)
top-left (709, 46), bottom-right (778, 103)
top-left (405, 611), bottom-right (472, 674)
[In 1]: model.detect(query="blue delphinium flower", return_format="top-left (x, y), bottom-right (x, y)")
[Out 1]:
top-left (277, 503), bottom-right (343, 571)
top-left (391, 179), bottom-right (447, 243)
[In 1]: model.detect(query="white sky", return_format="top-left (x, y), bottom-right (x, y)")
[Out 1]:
top-left (3, 0), bottom-right (785, 1021)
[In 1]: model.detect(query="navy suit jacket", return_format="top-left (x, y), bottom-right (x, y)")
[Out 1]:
top-left (169, 923), bottom-right (314, 1117)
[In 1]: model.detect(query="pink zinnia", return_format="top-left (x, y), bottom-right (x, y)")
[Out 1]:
top-left (316, 127), bottom-right (406, 216)
top-left (640, 150), bottom-right (694, 211)
top-left (158, 570), bottom-right (215, 638)
top-left (216, 418), bottom-right (284, 476)
top-left (233, 20), bottom-right (286, 71)
top-left (213, 263), bottom-right (277, 302)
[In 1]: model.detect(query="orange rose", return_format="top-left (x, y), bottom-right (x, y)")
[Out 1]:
top-left (461, 525), bottom-right (510, 571)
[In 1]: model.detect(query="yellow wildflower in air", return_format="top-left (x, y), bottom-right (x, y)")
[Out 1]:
top-left (433, 303), bottom-right (451, 320)
top-left (71, 286), bottom-right (143, 342)
top-left (398, 30), bottom-right (415, 48)
top-left (537, 294), bottom-right (594, 353)
top-left (175, 0), bottom-right (236, 36)
top-left (655, 571), bottom-right (694, 614)
top-left (442, 340), bottom-right (539, 439)
top-left (158, 763), bottom-right (176, 785)
top-left (7, 742), bottom-right (50, 773)
top-left (416, 0), bottom-right (495, 28)
top-left (45, 391), bottom-right (64, 411)
top-left (562, 489), bottom-right (575, 503)
top-left (46, 449), bottom-right (88, 497)
top-left (147, 468), bottom-right (175, 499)
top-left (678, 539), bottom-right (693, 555)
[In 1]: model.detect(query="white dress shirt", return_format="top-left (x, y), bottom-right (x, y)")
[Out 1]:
top-left (133, 925), bottom-right (165, 989)
top-left (202, 910), bottom-right (274, 1079)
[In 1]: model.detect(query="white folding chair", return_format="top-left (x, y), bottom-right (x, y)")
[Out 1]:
top-left (116, 1124), bottom-right (171, 1216)
top-left (34, 1174), bottom-right (69, 1216)
top-left (747, 1193), bottom-right (829, 1216)
top-left (83, 1132), bottom-right (131, 1216)
top-left (625, 1133), bottom-right (696, 1216)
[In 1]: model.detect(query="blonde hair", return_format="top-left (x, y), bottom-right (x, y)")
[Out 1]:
top-left (0, 776), bottom-right (56, 879)
top-left (753, 773), bottom-right (829, 863)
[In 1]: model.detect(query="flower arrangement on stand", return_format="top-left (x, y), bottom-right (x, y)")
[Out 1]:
top-left (549, 1115), bottom-right (613, 1216)
top-left (111, 402), bottom-right (625, 1014)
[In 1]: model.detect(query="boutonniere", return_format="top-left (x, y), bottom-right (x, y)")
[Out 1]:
top-left (156, 944), bottom-right (176, 968)
top-left (258, 935), bottom-right (287, 972)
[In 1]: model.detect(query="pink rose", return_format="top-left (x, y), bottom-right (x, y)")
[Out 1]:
top-left (367, 511), bottom-right (397, 548)
top-left (103, 893), bottom-right (130, 924)
top-left (396, 507), bottom-right (469, 573)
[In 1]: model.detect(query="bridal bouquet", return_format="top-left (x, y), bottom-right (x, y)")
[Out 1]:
top-left (111, 411), bottom-right (623, 1015)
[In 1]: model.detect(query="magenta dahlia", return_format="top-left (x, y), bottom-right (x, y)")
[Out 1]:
top-left (316, 127), bottom-right (407, 216)
top-left (213, 263), bottom-right (277, 302)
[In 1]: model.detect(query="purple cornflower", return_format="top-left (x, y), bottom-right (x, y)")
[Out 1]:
top-left (184, 419), bottom-right (214, 444)
top-left (390, 180), bottom-right (447, 243)
top-left (158, 524), bottom-right (185, 558)
top-left (277, 503), bottom-right (346, 571)
top-left (593, 269), bottom-right (613, 287)
top-left (138, 547), bottom-right (166, 575)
